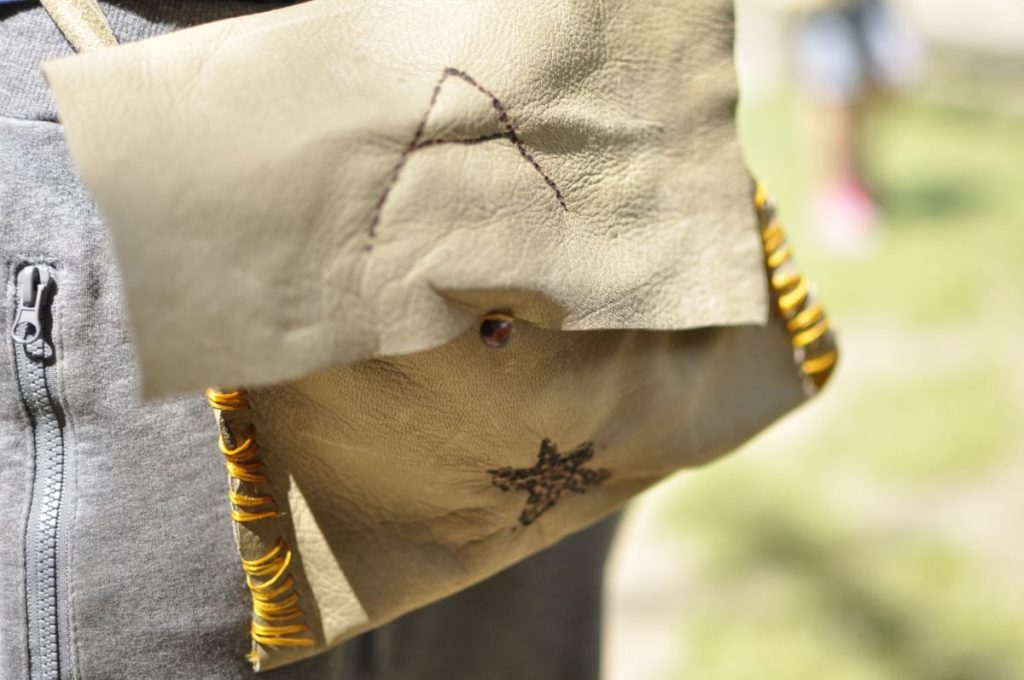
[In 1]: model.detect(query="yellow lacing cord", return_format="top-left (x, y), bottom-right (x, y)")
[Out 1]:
top-left (219, 435), bottom-right (270, 485)
top-left (206, 388), bottom-right (314, 661)
top-left (207, 388), bottom-right (247, 411)
top-left (206, 388), bottom-right (275, 518)
top-left (755, 183), bottom-right (838, 390)
top-left (250, 623), bottom-right (316, 647)
top-left (244, 541), bottom-right (313, 648)
top-left (243, 541), bottom-right (311, 626)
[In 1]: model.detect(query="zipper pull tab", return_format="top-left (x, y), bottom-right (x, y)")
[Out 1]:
top-left (11, 266), bottom-right (53, 345)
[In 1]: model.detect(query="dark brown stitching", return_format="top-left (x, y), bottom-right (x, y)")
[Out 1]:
top-left (412, 131), bottom-right (512, 150)
top-left (489, 439), bottom-right (611, 527)
top-left (367, 67), bottom-right (567, 243)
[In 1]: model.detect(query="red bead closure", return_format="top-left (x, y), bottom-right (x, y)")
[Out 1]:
top-left (479, 312), bottom-right (514, 348)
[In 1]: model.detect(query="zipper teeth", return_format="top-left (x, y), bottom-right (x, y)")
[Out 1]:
top-left (24, 353), bottom-right (64, 680)
top-left (12, 265), bottom-right (66, 680)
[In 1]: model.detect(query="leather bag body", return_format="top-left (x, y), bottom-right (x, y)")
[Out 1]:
top-left (39, 0), bottom-right (838, 670)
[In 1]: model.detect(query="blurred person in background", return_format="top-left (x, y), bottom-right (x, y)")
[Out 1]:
top-left (793, 0), bottom-right (923, 252)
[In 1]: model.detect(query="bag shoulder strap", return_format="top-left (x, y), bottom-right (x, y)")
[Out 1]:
top-left (40, 0), bottom-right (117, 52)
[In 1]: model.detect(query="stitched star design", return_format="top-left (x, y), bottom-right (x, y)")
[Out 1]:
top-left (489, 439), bottom-right (611, 526)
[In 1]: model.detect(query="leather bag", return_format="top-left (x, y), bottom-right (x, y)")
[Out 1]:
top-left (40, 0), bottom-right (838, 670)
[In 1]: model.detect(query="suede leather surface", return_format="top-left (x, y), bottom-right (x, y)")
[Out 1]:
top-left (41, 0), bottom-right (769, 398)
top-left (236, 311), bottom-right (809, 669)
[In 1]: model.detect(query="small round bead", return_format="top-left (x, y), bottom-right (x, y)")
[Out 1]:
top-left (479, 312), bottom-right (514, 348)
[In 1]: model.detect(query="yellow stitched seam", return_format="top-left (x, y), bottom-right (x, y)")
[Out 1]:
top-left (251, 576), bottom-right (296, 602)
top-left (225, 460), bottom-right (269, 484)
top-left (240, 538), bottom-right (286, 570)
top-left (231, 508), bottom-right (280, 523)
top-left (250, 623), bottom-right (315, 647)
top-left (207, 388), bottom-right (247, 411)
top-left (218, 433), bottom-right (256, 458)
top-left (786, 302), bottom-right (825, 333)
top-left (244, 542), bottom-right (292, 586)
top-left (792, 318), bottom-right (831, 349)
top-left (756, 183), bottom-right (839, 390)
top-left (803, 350), bottom-right (840, 376)
top-left (229, 489), bottom-right (273, 507)
top-left (766, 243), bottom-right (791, 269)
top-left (207, 388), bottom-right (314, 662)
top-left (755, 183), bottom-right (769, 210)
top-left (777, 275), bottom-right (810, 313)
top-left (253, 592), bottom-right (304, 622)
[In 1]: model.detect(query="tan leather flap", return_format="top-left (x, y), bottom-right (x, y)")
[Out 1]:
top-left (42, 0), bottom-right (768, 397)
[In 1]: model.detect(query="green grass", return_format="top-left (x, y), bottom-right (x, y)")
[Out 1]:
top-left (644, 95), bottom-right (1024, 679)
top-left (814, 359), bottom-right (1020, 481)
top-left (657, 460), bottom-right (1024, 680)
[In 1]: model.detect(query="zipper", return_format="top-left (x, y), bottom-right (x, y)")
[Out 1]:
top-left (11, 264), bottom-right (74, 680)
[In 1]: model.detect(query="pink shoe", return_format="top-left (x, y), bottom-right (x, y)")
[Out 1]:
top-left (814, 178), bottom-right (879, 255)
